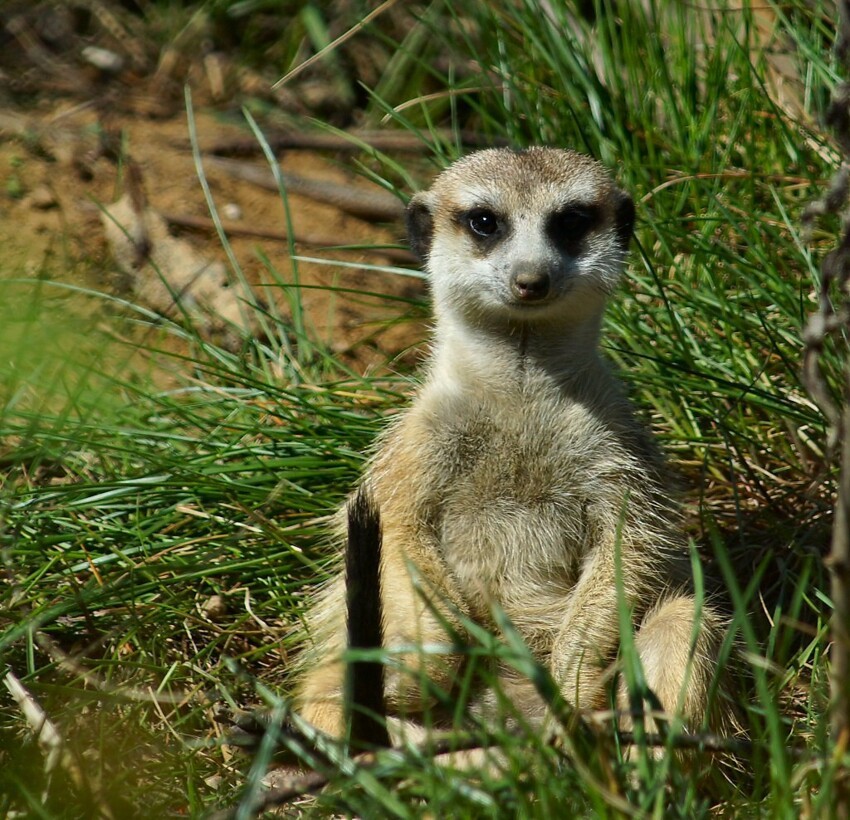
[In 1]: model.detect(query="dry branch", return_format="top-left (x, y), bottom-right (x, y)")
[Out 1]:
top-left (199, 128), bottom-right (510, 157)
top-left (801, 3), bottom-right (850, 811)
top-left (160, 210), bottom-right (416, 264)
top-left (208, 721), bottom-right (797, 820)
top-left (203, 155), bottom-right (404, 222)
top-left (3, 669), bottom-right (117, 819)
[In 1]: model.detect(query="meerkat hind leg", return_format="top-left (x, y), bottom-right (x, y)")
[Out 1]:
top-left (620, 595), bottom-right (726, 741)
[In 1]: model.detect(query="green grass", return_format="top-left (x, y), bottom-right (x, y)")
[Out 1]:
top-left (0, 0), bottom-right (845, 816)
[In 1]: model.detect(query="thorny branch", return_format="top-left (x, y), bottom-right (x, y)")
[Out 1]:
top-left (801, 0), bottom-right (850, 803)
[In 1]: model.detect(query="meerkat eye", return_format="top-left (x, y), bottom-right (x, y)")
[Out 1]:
top-left (466, 208), bottom-right (501, 237)
top-left (549, 205), bottom-right (600, 245)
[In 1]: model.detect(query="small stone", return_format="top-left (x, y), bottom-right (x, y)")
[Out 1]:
top-left (27, 185), bottom-right (57, 210)
top-left (203, 774), bottom-right (222, 790)
top-left (222, 202), bottom-right (242, 221)
top-left (81, 46), bottom-right (125, 74)
top-left (202, 594), bottom-right (227, 620)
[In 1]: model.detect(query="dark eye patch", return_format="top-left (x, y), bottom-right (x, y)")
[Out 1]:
top-left (547, 204), bottom-right (601, 253)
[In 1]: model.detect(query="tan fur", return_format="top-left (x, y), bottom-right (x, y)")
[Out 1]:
top-left (292, 148), bottom-right (734, 744)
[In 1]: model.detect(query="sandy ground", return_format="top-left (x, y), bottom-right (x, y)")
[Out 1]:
top-left (0, 94), bottom-right (429, 374)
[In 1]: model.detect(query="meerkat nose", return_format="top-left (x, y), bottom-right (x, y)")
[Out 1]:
top-left (511, 265), bottom-right (551, 301)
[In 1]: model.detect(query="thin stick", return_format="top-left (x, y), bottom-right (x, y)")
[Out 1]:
top-left (200, 129), bottom-right (509, 157)
top-left (160, 211), bottom-right (416, 264)
top-left (801, 3), bottom-right (850, 813)
top-left (203, 156), bottom-right (404, 222)
top-left (830, 393), bottom-right (850, 755)
top-left (210, 725), bottom-right (808, 819)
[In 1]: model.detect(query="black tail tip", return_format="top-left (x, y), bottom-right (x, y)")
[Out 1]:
top-left (347, 485), bottom-right (381, 537)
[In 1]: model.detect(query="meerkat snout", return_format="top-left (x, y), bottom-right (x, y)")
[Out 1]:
top-left (510, 264), bottom-right (552, 302)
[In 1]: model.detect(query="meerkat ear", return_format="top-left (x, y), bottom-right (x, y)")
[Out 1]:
top-left (406, 191), bottom-right (436, 262)
top-left (613, 188), bottom-right (636, 247)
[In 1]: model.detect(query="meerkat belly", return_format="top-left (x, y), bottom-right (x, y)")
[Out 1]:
top-left (439, 487), bottom-right (585, 641)
top-left (427, 411), bottom-right (611, 626)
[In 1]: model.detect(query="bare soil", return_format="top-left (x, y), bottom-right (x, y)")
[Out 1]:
top-left (0, 81), bottom-right (428, 374)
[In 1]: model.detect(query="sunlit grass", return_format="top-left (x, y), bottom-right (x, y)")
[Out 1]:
top-left (0, 0), bottom-right (844, 815)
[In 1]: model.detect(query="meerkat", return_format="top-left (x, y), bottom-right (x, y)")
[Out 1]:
top-left (292, 147), bottom-right (735, 749)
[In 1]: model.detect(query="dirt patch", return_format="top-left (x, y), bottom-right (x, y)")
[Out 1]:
top-left (0, 92), bottom-right (429, 374)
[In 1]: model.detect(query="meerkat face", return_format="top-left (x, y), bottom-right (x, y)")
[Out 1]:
top-left (406, 147), bottom-right (635, 327)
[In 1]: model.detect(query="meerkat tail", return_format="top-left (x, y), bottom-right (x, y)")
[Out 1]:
top-left (344, 485), bottom-right (390, 749)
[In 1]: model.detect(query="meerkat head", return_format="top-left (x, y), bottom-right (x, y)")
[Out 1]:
top-left (406, 147), bottom-right (635, 331)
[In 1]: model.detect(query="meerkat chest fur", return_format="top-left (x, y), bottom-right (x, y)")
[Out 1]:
top-left (373, 347), bottom-right (664, 633)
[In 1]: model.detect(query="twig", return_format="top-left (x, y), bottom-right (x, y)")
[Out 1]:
top-left (3, 669), bottom-right (116, 819)
top-left (208, 732), bottom-right (508, 820)
top-left (1, 536), bottom-right (203, 709)
top-left (618, 731), bottom-right (772, 757)
top-left (32, 630), bottom-right (199, 706)
top-left (203, 155), bottom-right (404, 222)
top-left (209, 721), bottom-right (812, 819)
top-left (4, 669), bottom-right (72, 777)
top-left (199, 129), bottom-right (510, 157)
top-left (123, 157), bottom-right (152, 267)
top-left (5, 14), bottom-right (91, 91)
top-left (160, 211), bottom-right (416, 264)
top-left (801, 4), bottom-right (850, 815)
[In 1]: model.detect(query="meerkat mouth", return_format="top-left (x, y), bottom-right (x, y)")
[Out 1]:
top-left (507, 299), bottom-right (556, 311)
